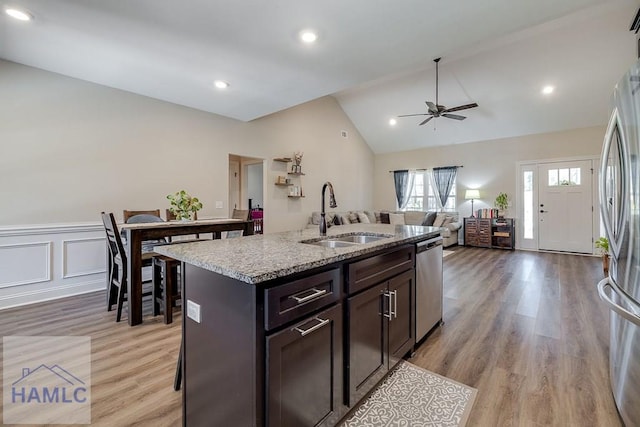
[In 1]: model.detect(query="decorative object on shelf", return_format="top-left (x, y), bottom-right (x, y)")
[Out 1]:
top-left (167, 190), bottom-right (203, 221)
top-left (494, 192), bottom-right (509, 218)
top-left (464, 189), bottom-right (480, 217)
top-left (595, 236), bottom-right (610, 276)
top-left (292, 151), bottom-right (303, 174)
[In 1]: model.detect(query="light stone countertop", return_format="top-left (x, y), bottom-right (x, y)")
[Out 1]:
top-left (154, 224), bottom-right (442, 285)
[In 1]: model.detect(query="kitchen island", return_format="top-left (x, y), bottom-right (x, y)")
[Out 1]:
top-left (155, 223), bottom-right (441, 427)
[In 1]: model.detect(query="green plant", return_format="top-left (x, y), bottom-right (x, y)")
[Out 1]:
top-left (167, 190), bottom-right (203, 220)
top-left (495, 192), bottom-right (509, 211)
top-left (595, 236), bottom-right (610, 255)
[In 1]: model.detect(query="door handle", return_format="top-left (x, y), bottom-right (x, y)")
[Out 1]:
top-left (597, 278), bottom-right (640, 327)
top-left (540, 210), bottom-right (547, 213)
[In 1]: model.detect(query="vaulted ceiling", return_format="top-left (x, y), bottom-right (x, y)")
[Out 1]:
top-left (1, 0), bottom-right (637, 153)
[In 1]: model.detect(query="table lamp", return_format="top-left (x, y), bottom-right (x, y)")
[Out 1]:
top-left (465, 189), bottom-right (480, 217)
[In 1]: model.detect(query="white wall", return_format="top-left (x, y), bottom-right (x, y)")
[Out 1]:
top-left (0, 59), bottom-right (374, 308)
top-left (374, 126), bottom-right (605, 217)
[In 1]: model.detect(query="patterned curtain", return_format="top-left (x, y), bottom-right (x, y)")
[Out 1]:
top-left (432, 166), bottom-right (458, 211)
top-left (393, 170), bottom-right (414, 210)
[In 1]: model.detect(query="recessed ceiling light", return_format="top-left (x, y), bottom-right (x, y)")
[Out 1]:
top-left (5, 8), bottom-right (33, 21)
top-left (214, 80), bottom-right (229, 89)
top-left (542, 85), bottom-right (555, 95)
top-left (300, 30), bottom-right (318, 44)
top-left (389, 118), bottom-right (397, 126)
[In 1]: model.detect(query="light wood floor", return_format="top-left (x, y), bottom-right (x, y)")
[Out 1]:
top-left (413, 247), bottom-right (622, 427)
top-left (0, 248), bottom-right (622, 426)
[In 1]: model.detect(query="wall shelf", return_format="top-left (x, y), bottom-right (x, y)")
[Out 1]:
top-left (275, 183), bottom-right (293, 186)
top-left (288, 195), bottom-right (305, 198)
top-left (287, 172), bottom-right (305, 176)
top-left (274, 157), bottom-right (292, 163)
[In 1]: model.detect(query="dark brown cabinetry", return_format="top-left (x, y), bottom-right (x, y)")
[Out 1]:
top-left (465, 217), bottom-right (515, 250)
top-left (346, 246), bottom-right (415, 406)
top-left (267, 303), bottom-right (342, 427)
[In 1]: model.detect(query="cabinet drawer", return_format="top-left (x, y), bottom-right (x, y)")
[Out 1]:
top-left (265, 268), bottom-right (341, 330)
top-left (347, 245), bottom-right (414, 295)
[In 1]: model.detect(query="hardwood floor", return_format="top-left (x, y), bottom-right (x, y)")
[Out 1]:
top-left (0, 291), bottom-right (182, 427)
top-left (0, 248), bottom-right (622, 426)
top-left (412, 247), bottom-right (622, 426)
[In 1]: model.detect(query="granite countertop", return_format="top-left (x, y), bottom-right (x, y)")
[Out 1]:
top-left (154, 224), bottom-right (442, 285)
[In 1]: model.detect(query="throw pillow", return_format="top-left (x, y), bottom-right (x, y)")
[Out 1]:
top-left (380, 212), bottom-right (390, 224)
top-left (389, 213), bottom-right (406, 225)
top-left (422, 211), bottom-right (437, 226)
top-left (348, 212), bottom-right (360, 223)
top-left (357, 211), bottom-right (371, 224)
top-left (375, 211), bottom-right (382, 223)
top-left (433, 213), bottom-right (448, 227)
top-left (364, 210), bottom-right (377, 223)
top-left (333, 215), bottom-right (342, 226)
top-left (338, 213), bottom-right (351, 225)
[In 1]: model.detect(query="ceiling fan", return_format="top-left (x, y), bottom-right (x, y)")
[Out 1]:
top-left (398, 57), bottom-right (478, 126)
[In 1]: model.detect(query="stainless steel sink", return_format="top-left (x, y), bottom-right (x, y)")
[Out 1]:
top-left (302, 233), bottom-right (393, 248)
top-left (332, 235), bottom-right (389, 244)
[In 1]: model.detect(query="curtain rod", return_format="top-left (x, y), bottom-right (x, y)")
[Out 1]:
top-left (388, 165), bottom-right (463, 173)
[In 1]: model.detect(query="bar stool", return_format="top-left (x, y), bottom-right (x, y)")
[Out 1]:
top-left (152, 255), bottom-right (181, 324)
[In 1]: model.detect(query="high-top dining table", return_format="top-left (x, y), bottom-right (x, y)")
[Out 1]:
top-left (120, 218), bottom-right (254, 326)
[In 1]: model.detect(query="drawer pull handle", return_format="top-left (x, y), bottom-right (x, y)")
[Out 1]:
top-left (290, 288), bottom-right (327, 304)
top-left (294, 317), bottom-right (330, 336)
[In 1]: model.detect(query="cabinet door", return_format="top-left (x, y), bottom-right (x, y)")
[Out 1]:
top-left (348, 282), bottom-right (388, 406)
top-left (388, 269), bottom-right (415, 367)
top-left (267, 304), bottom-right (343, 427)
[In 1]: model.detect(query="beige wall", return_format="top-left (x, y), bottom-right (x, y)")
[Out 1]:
top-left (374, 126), bottom-right (605, 217)
top-left (0, 60), bottom-right (374, 232)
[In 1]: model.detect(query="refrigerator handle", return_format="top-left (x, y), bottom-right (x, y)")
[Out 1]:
top-left (598, 277), bottom-right (640, 327)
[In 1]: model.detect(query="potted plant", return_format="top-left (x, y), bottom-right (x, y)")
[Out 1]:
top-left (595, 236), bottom-right (610, 276)
top-left (167, 190), bottom-right (203, 221)
top-left (495, 192), bottom-right (509, 217)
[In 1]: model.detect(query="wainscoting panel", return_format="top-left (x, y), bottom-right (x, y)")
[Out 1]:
top-left (0, 242), bottom-right (51, 288)
top-left (0, 223), bottom-right (106, 309)
top-left (62, 237), bottom-right (107, 279)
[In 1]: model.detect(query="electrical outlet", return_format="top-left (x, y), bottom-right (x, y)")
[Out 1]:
top-left (215, 201), bottom-right (223, 209)
top-left (187, 300), bottom-right (201, 323)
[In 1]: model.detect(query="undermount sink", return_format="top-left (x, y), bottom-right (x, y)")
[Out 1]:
top-left (302, 233), bottom-right (393, 248)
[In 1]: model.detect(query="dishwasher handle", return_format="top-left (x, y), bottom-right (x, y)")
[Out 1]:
top-left (416, 236), bottom-right (443, 253)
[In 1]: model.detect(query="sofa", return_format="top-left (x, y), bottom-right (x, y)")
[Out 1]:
top-left (307, 210), bottom-right (461, 248)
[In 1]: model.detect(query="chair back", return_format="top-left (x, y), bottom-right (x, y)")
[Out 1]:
top-left (101, 212), bottom-right (126, 265)
top-left (123, 209), bottom-right (161, 223)
top-left (232, 209), bottom-right (250, 221)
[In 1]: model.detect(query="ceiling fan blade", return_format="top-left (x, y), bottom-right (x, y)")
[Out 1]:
top-left (398, 113), bottom-right (429, 117)
top-left (443, 103), bottom-right (478, 113)
top-left (419, 116), bottom-right (433, 126)
top-left (426, 101), bottom-right (438, 113)
top-left (442, 113), bottom-right (466, 120)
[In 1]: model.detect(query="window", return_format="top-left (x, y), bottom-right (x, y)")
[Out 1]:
top-left (523, 170), bottom-right (533, 239)
top-left (547, 168), bottom-right (580, 186)
top-left (404, 171), bottom-right (456, 211)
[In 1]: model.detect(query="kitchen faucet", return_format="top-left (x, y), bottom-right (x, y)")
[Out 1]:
top-left (320, 182), bottom-right (337, 236)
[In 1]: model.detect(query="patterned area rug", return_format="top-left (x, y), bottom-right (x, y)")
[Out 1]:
top-left (341, 361), bottom-right (477, 427)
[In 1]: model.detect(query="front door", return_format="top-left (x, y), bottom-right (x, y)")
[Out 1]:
top-left (538, 160), bottom-right (593, 253)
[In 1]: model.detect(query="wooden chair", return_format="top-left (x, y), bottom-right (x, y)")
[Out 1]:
top-left (101, 212), bottom-right (153, 322)
top-left (232, 209), bottom-right (250, 221)
top-left (152, 255), bottom-right (180, 324)
top-left (123, 209), bottom-right (162, 222)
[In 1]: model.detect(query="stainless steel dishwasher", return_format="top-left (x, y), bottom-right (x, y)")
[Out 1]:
top-left (415, 236), bottom-right (443, 343)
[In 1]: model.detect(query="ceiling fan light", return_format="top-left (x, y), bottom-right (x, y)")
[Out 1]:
top-left (389, 118), bottom-right (397, 126)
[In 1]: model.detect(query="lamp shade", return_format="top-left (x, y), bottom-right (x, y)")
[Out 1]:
top-left (465, 189), bottom-right (480, 200)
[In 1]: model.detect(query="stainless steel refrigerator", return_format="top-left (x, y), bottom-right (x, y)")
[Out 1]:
top-left (598, 58), bottom-right (640, 426)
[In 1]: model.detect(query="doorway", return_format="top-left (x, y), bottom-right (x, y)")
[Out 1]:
top-left (228, 154), bottom-right (265, 229)
top-left (518, 157), bottom-right (597, 254)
